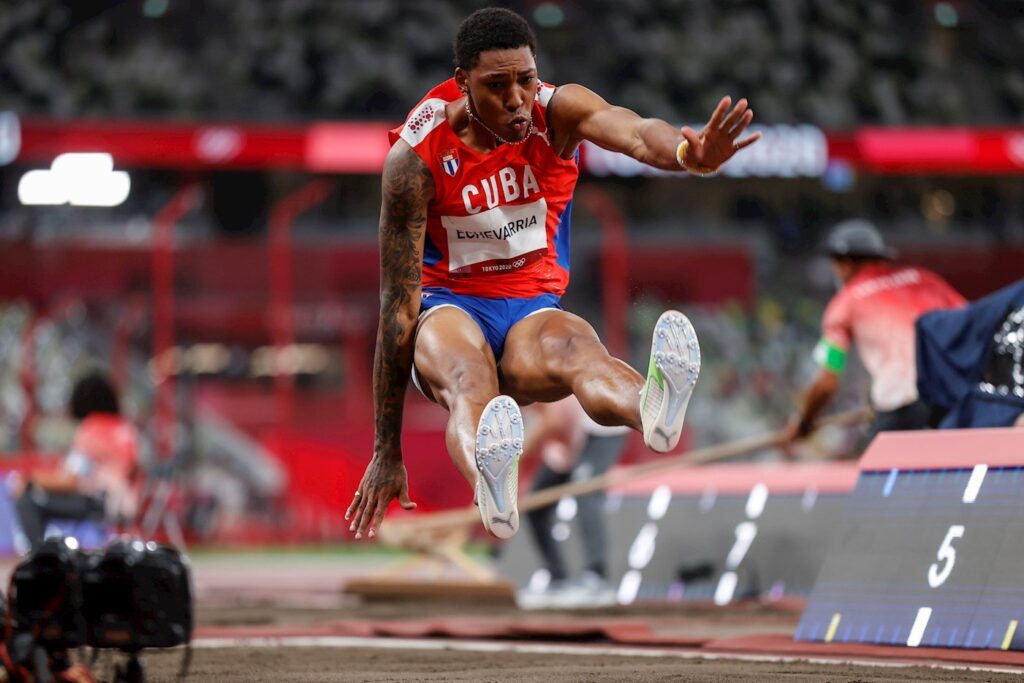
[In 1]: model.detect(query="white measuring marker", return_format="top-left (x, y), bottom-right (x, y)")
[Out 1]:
top-left (907, 607), bottom-right (933, 647)
top-left (962, 464), bottom-right (987, 504)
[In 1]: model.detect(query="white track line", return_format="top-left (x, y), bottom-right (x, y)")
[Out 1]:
top-left (192, 635), bottom-right (1024, 675)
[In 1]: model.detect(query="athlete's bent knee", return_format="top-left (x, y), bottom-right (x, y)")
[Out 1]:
top-left (441, 361), bottom-right (499, 405)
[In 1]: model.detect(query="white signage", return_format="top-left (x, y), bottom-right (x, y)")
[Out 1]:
top-left (583, 124), bottom-right (828, 178)
top-left (18, 153), bottom-right (131, 207)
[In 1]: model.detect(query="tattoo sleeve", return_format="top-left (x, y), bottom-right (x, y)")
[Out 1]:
top-left (373, 142), bottom-right (433, 458)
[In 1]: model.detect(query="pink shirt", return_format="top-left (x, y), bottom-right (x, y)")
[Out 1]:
top-left (65, 414), bottom-right (140, 520)
top-left (819, 263), bottom-right (965, 411)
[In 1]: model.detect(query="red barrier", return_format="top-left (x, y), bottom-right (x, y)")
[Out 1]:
top-left (152, 186), bottom-right (202, 458)
top-left (268, 180), bottom-right (333, 428)
top-left (14, 117), bottom-right (1024, 175)
top-left (578, 187), bottom-right (629, 358)
top-left (18, 118), bottom-right (310, 170)
top-left (859, 427), bottom-right (1024, 471)
top-left (4, 242), bottom-right (1021, 323)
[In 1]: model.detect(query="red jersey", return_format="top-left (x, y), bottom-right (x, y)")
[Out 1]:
top-left (817, 263), bottom-right (965, 410)
top-left (70, 413), bottom-right (138, 478)
top-left (388, 79), bottom-right (579, 298)
top-left (66, 413), bottom-right (140, 520)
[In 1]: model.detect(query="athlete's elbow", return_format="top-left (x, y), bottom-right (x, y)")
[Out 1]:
top-left (379, 287), bottom-right (421, 328)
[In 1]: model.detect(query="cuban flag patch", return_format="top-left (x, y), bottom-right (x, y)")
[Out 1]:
top-left (438, 148), bottom-right (460, 177)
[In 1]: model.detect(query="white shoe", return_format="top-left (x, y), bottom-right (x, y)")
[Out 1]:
top-left (475, 395), bottom-right (523, 540)
top-left (516, 584), bottom-right (560, 610)
top-left (552, 571), bottom-right (617, 609)
top-left (518, 572), bottom-right (617, 610)
top-left (640, 310), bottom-right (701, 452)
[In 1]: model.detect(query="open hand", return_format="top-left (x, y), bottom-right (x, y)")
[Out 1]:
top-left (345, 453), bottom-right (417, 539)
top-left (680, 96), bottom-right (762, 172)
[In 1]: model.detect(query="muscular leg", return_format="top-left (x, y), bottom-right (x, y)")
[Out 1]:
top-left (500, 310), bottom-right (642, 431)
top-left (414, 307), bottom-right (501, 487)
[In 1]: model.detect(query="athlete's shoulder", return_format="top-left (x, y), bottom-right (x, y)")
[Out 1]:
top-left (824, 280), bottom-right (858, 318)
top-left (388, 79), bottom-right (461, 149)
top-left (382, 137), bottom-right (432, 196)
top-left (544, 82), bottom-right (608, 112)
top-left (536, 80), bottom-right (560, 108)
top-left (541, 82), bottom-right (612, 142)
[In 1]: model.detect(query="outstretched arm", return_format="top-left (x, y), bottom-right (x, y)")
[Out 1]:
top-left (346, 140), bottom-right (432, 539)
top-left (550, 85), bottom-right (760, 172)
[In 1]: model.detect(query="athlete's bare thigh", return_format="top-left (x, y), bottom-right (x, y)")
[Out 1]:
top-left (498, 309), bottom-right (603, 403)
top-left (414, 306), bottom-right (500, 409)
top-left (499, 308), bottom-right (644, 430)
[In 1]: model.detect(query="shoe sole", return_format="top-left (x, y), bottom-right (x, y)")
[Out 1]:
top-left (475, 395), bottom-right (523, 540)
top-left (641, 311), bottom-right (701, 452)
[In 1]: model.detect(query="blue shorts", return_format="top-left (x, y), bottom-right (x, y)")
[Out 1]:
top-left (419, 287), bottom-right (562, 360)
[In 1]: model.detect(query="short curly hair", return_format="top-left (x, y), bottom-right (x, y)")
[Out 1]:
top-left (454, 8), bottom-right (537, 71)
top-left (69, 370), bottom-right (120, 420)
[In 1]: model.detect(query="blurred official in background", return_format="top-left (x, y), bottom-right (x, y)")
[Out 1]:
top-left (15, 370), bottom-right (140, 551)
top-left (518, 397), bottom-right (628, 609)
top-left (783, 220), bottom-right (965, 450)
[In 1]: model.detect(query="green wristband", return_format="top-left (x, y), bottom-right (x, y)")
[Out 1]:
top-left (813, 338), bottom-right (847, 374)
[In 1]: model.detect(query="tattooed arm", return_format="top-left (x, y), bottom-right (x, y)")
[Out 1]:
top-left (346, 140), bottom-right (433, 539)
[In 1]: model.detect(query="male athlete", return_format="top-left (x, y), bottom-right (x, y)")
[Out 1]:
top-left (346, 8), bottom-right (760, 540)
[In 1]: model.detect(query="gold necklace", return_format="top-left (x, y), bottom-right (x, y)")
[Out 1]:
top-left (464, 99), bottom-right (535, 146)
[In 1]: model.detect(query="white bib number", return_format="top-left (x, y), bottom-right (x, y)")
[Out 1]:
top-left (441, 198), bottom-right (547, 277)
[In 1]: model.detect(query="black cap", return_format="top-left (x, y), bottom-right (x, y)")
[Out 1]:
top-left (824, 219), bottom-right (898, 260)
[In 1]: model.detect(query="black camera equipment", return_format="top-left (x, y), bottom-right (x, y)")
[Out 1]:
top-left (10, 537), bottom-right (88, 651)
top-left (82, 538), bottom-right (193, 682)
top-left (5, 537), bottom-right (89, 681)
top-left (82, 538), bottom-right (192, 649)
top-left (4, 536), bottom-right (193, 683)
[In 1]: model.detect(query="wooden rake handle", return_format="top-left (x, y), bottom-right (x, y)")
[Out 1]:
top-left (377, 406), bottom-right (873, 548)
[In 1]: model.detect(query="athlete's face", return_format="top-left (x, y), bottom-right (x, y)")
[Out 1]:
top-left (457, 47), bottom-right (537, 142)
